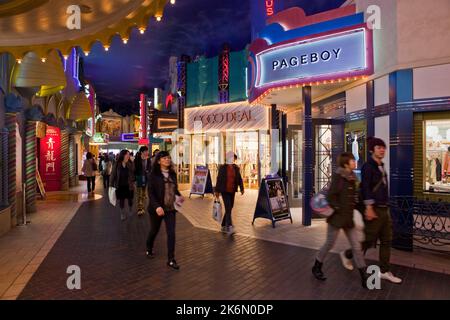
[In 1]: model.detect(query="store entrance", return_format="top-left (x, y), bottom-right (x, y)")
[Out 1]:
top-left (229, 131), bottom-right (259, 189)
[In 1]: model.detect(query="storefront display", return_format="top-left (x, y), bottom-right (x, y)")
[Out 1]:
top-left (425, 120), bottom-right (450, 193)
top-left (185, 103), bottom-right (270, 189)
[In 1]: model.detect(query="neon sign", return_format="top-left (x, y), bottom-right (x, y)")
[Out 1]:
top-left (265, 0), bottom-right (274, 17)
top-left (255, 28), bottom-right (369, 88)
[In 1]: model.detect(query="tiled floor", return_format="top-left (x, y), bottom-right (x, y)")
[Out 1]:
top-left (180, 190), bottom-right (450, 274)
top-left (16, 194), bottom-right (450, 300)
top-left (0, 180), bottom-right (102, 300)
top-left (1, 178), bottom-right (449, 300)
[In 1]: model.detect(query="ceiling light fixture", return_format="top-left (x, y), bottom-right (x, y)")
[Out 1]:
top-left (123, 38), bottom-right (128, 44)
top-left (139, 27), bottom-right (146, 34)
top-left (170, 0), bottom-right (176, 4)
top-left (41, 57), bottom-right (46, 63)
top-left (156, 15), bottom-right (162, 22)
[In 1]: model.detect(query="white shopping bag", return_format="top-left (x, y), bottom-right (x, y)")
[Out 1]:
top-left (108, 187), bottom-right (117, 206)
top-left (212, 198), bottom-right (222, 223)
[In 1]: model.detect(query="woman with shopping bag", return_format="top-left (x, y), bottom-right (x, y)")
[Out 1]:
top-left (146, 151), bottom-right (184, 270)
top-left (311, 152), bottom-right (369, 288)
top-left (214, 152), bottom-right (244, 235)
top-left (110, 150), bottom-right (135, 221)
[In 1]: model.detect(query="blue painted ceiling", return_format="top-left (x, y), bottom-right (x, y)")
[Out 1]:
top-left (83, 0), bottom-right (346, 115)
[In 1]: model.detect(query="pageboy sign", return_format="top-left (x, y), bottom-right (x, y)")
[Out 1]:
top-left (255, 28), bottom-right (371, 88)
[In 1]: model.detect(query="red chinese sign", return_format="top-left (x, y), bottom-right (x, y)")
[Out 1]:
top-left (39, 126), bottom-right (61, 191)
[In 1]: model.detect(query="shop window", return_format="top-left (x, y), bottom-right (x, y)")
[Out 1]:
top-left (345, 129), bottom-right (366, 181)
top-left (424, 120), bottom-right (450, 193)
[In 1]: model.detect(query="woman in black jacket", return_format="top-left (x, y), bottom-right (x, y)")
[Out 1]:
top-left (214, 152), bottom-right (244, 234)
top-left (146, 151), bottom-right (184, 270)
top-left (110, 150), bottom-right (135, 221)
top-left (312, 152), bottom-right (368, 288)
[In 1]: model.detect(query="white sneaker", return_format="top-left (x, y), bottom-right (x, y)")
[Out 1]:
top-left (339, 251), bottom-right (354, 271)
top-left (380, 271), bottom-right (402, 284)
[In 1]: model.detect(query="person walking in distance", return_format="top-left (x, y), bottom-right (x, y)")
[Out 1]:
top-left (151, 148), bottom-right (160, 166)
top-left (135, 146), bottom-right (151, 216)
top-left (214, 152), bottom-right (244, 235)
top-left (82, 152), bottom-right (97, 193)
top-left (340, 137), bottom-right (402, 284)
top-left (102, 157), bottom-right (113, 190)
top-left (146, 151), bottom-right (184, 270)
top-left (312, 153), bottom-right (369, 288)
top-left (110, 150), bottom-right (135, 221)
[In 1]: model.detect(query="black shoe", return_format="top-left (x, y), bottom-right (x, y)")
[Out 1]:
top-left (312, 259), bottom-right (327, 281)
top-left (146, 251), bottom-right (154, 259)
top-left (167, 259), bottom-right (180, 270)
top-left (359, 267), bottom-right (369, 289)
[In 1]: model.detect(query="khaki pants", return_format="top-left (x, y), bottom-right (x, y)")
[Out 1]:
top-left (136, 186), bottom-right (147, 213)
top-left (362, 207), bottom-right (393, 273)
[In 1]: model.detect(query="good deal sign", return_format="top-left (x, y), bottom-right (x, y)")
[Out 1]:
top-left (255, 27), bottom-right (372, 88)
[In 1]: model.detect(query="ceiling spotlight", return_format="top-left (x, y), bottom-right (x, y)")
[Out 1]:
top-left (104, 45), bottom-right (109, 51)
top-left (84, 51), bottom-right (90, 56)
top-left (63, 55), bottom-right (68, 60)
top-left (139, 27), bottom-right (146, 34)
top-left (41, 58), bottom-right (46, 63)
top-left (16, 59), bottom-right (22, 64)
top-left (170, 0), bottom-right (176, 4)
top-left (156, 15), bottom-right (162, 22)
top-left (123, 38), bottom-right (128, 44)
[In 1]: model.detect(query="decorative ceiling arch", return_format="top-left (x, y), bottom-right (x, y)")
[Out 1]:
top-left (0, 0), bottom-right (170, 59)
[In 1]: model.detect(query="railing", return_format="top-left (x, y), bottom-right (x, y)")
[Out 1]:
top-left (390, 196), bottom-right (450, 250)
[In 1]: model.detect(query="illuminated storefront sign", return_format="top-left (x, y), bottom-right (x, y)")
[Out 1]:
top-left (140, 93), bottom-right (148, 139)
top-left (39, 126), bottom-right (61, 192)
top-left (265, 0), bottom-right (274, 16)
top-left (185, 104), bottom-right (269, 133)
top-left (254, 27), bottom-right (372, 89)
top-left (122, 132), bottom-right (139, 142)
top-left (91, 132), bottom-right (109, 145)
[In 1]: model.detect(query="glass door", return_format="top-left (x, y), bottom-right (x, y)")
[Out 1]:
top-left (288, 126), bottom-right (302, 206)
top-left (235, 131), bottom-right (259, 189)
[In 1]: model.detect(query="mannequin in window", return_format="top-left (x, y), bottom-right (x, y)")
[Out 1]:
top-left (352, 133), bottom-right (360, 169)
top-left (443, 147), bottom-right (450, 180)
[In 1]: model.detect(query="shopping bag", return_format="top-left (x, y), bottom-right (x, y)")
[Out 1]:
top-left (212, 198), bottom-right (222, 223)
top-left (353, 209), bottom-right (365, 242)
top-left (108, 187), bottom-right (117, 206)
top-left (174, 195), bottom-right (184, 211)
top-left (310, 190), bottom-right (334, 218)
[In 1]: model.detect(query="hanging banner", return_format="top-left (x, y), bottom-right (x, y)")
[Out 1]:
top-left (39, 126), bottom-right (62, 191)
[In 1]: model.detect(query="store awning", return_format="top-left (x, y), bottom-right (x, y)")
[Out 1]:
top-left (0, 0), bottom-right (170, 59)
top-left (68, 92), bottom-right (92, 121)
top-left (12, 50), bottom-right (66, 97)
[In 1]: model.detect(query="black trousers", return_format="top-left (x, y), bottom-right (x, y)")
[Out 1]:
top-left (221, 192), bottom-right (235, 227)
top-left (146, 210), bottom-right (176, 260)
top-left (103, 175), bottom-right (110, 189)
top-left (87, 176), bottom-right (95, 192)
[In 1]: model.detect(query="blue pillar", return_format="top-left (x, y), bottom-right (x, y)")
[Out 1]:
top-left (302, 86), bottom-right (313, 226)
top-left (366, 80), bottom-right (375, 158)
top-left (389, 70), bottom-right (414, 251)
